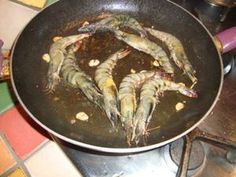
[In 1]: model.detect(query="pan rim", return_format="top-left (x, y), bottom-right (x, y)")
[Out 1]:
top-left (10, 0), bottom-right (224, 153)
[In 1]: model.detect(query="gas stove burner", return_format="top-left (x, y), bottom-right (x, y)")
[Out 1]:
top-left (161, 138), bottom-right (206, 177)
top-left (170, 140), bottom-right (206, 172)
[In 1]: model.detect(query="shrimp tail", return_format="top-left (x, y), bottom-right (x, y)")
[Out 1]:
top-left (81, 85), bottom-right (106, 111)
top-left (133, 97), bottom-right (156, 145)
top-left (120, 115), bottom-right (134, 146)
top-left (103, 98), bottom-right (121, 128)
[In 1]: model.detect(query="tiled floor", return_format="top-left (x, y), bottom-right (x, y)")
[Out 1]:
top-left (25, 142), bottom-right (80, 177)
top-left (0, 106), bottom-right (48, 160)
top-left (0, 1), bottom-right (83, 176)
top-left (0, 105), bottom-right (82, 177)
top-left (0, 135), bottom-right (16, 174)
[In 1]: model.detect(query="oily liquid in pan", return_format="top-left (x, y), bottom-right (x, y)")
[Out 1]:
top-left (41, 19), bottom-right (198, 146)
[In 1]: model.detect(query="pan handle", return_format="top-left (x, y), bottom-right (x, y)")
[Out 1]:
top-left (215, 26), bottom-right (236, 54)
top-left (0, 40), bottom-right (10, 81)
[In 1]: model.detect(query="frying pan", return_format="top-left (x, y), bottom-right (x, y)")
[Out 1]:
top-left (4, 0), bottom-right (236, 153)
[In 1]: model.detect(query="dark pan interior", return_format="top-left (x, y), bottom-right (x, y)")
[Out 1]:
top-left (11, 0), bottom-right (222, 150)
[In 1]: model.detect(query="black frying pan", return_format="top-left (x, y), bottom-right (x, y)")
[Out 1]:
top-left (10, 0), bottom-right (224, 153)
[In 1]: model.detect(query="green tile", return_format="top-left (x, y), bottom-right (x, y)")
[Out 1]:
top-left (0, 82), bottom-right (17, 114)
top-left (46, 0), bottom-right (59, 7)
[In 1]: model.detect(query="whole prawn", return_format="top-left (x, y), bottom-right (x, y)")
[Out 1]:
top-left (113, 29), bottom-right (174, 74)
top-left (60, 44), bottom-right (105, 110)
top-left (118, 70), bottom-right (170, 145)
top-left (46, 34), bottom-right (89, 92)
top-left (145, 27), bottom-right (197, 83)
top-left (78, 14), bottom-right (147, 37)
top-left (133, 79), bottom-right (197, 144)
top-left (95, 49), bottom-right (130, 128)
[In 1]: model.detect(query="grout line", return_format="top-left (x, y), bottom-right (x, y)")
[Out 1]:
top-left (50, 135), bottom-right (85, 177)
top-left (0, 132), bottom-right (51, 177)
top-left (23, 139), bottom-right (50, 161)
top-left (1, 164), bottom-right (27, 177)
top-left (0, 104), bottom-right (15, 115)
top-left (0, 132), bottom-right (30, 176)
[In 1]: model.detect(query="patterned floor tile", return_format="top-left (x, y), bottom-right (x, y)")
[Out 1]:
top-left (0, 105), bottom-right (48, 160)
top-left (25, 141), bottom-right (82, 177)
top-left (7, 167), bottom-right (27, 177)
top-left (0, 82), bottom-right (17, 114)
top-left (0, 135), bottom-right (16, 175)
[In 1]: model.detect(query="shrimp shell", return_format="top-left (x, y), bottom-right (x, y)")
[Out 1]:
top-left (118, 70), bottom-right (171, 145)
top-left (113, 30), bottom-right (174, 74)
top-left (46, 34), bottom-right (89, 92)
top-left (78, 14), bottom-right (147, 37)
top-left (133, 78), bottom-right (197, 144)
top-left (61, 45), bottom-right (105, 110)
top-left (145, 27), bottom-right (197, 83)
top-left (95, 49), bottom-right (130, 128)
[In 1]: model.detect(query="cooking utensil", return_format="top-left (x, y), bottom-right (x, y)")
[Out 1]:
top-left (1, 0), bottom-right (236, 153)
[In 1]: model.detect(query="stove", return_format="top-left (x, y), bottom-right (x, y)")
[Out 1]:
top-left (53, 1), bottom-right (236, 177)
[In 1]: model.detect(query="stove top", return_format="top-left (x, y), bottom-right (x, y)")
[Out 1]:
top-left (53, 1), bottom-right (236, 177)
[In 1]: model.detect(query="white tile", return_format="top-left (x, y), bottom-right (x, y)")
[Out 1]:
top-left (0, 0), bottom-right (38, 50)
top-left (25, 141), bottom-right (83, 177)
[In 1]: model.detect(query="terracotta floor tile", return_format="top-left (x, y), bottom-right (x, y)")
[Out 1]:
top-left (25, 141), bottom-right (82, 177)
top-left (0, 105), bottom-right (48, 160)
top-left (0, 135), bottom-right (16, 175)
top-left (7, 168), bottom-right (27, 177)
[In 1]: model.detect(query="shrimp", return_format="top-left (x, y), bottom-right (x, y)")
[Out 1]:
top-left (113, 29), bottom-right (174, 74)
top-left (60, 45), bottom-right (105, 110)
top-left (145, 27), bottom-right (197, 83)
top-left (133, 79), bottom-right (197, 144)
top-left (78, 14), bottom-right (147, 37)
top-left (95, 49), bottom-right (130, 128)
top-left (118, 70), bottom-right (171, 145)
top-left (46, 34), bottom-right (89, 92)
